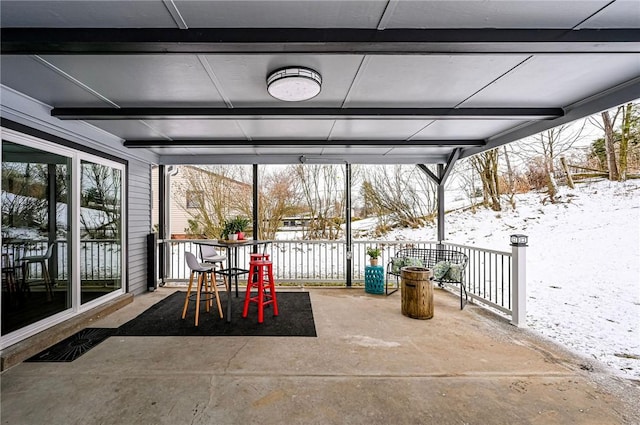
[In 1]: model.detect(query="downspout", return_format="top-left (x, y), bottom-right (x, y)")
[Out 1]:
top-left (159, 165), bottom-right (178, 286)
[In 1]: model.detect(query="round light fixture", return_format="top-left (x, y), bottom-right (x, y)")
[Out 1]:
top-left (267, 67), bottom-right (322, 102)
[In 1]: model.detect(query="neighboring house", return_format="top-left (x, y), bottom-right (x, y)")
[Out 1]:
top-left (152, 165), bottom-right (251, 239)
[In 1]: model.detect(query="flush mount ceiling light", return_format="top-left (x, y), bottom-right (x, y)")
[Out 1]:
top-left (267, 67), bottom-right (322, 102)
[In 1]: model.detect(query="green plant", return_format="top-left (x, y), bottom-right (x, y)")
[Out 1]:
top-left (220, 216), bottom-right (251, 238)
top-left (230, 216), bottom-right (250, 233)
top-left (219, 221), bottom-right (232, 239)
top-left (366, 247), bottom-right (381, 259)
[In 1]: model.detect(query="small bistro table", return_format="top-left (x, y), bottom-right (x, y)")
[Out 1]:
top-left (364, 264), bottom-right (385, 295)
top-left (196, 239), bottom-right (271, 323)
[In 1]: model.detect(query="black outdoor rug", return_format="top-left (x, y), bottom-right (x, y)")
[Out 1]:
top-left (25, 327), bottom-right (118, 362)
top-left (116, 291), bottom-right (317, 337)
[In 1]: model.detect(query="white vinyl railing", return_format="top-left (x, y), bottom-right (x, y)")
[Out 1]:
top-left (160, 238), bottom-right (524, 323)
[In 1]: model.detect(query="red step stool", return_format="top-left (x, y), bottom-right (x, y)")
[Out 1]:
top-left (243, 259), bottom-right (278, 323)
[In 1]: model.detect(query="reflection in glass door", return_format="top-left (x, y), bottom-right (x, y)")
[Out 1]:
top-left (80, 160), bottom-right (122, 304)
top-left (1, 141), bottom-right (72, 335)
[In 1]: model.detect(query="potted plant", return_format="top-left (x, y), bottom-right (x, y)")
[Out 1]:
top-left (231, 216), bottom-right (250, 240)
top-left (366, 247), bottom-right (381, 266)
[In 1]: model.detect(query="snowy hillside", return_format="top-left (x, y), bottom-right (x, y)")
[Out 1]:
top-left (385, 178), bottom-right (640, 379)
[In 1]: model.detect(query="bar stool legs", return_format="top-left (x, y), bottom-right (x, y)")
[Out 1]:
top-left (243, 260), bottom-right (278, 323)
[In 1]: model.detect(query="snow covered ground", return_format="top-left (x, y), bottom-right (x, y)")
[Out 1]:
top-left (385, 178), bottom-right (640, 380)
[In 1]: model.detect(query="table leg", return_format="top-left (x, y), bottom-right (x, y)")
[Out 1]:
top-left (226, 250), bottom-right (232, 323)
top-left (234, 246), bottom-right (240, 298)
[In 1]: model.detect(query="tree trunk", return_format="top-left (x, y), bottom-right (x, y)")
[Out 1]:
top-left (502, 146), bottom-right (516, 208)
top-left (619, 103), bottom-right (633, 181)
top-left (472, 150), bottom-right (501, 211)
top-left (560, 156), bottom-right (575, 189)
top-left (601, 111), bottom-right (620, 181)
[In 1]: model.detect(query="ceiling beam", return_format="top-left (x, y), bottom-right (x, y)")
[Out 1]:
top-left (123, 139), bottom-right (484, 148)
top-left (52, 107), bottom-right (563, 120)
top-left (156, 153), bottom-right (450, 165)
top-left (3, 28), bottom-right (640, 54)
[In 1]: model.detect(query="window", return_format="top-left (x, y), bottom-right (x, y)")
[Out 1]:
top-left (186, 191), bottom-right (202, 209)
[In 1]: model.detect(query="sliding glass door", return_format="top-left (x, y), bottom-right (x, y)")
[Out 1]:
top-left (1, 131), bottom-right (126, 344)
top-left (1, 141), bottom-right (72, 335)
top-left (80, 160), bottom-right (123, 304)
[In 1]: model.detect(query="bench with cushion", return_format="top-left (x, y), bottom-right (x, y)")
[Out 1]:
top-left (385, 248), bottom-right (469, 309)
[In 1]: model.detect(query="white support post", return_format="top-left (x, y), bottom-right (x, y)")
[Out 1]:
top-left (510, 235), bottom-right (528, 327)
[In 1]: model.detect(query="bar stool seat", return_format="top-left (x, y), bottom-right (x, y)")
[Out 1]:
top-left (243, 259), bottom-right (278, 323)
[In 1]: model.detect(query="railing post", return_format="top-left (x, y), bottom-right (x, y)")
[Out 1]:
top-left (510, 234), bottom-right (528, 327)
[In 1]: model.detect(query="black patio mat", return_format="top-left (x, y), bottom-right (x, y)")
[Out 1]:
top-left (116, 291), bottom-right (317, 337)
top-left (25, 327), bottom-right (118, 362)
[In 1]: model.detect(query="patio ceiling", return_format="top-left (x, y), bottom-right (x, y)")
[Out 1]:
top-left (1, 0), bottom-right (639, 165)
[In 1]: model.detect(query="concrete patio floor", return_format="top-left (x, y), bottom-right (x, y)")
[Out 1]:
top-left (1, 286), bottom-right (638, 425)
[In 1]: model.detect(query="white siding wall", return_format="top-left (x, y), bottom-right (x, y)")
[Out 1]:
top-left (128, 160), bottom-right (152, 295)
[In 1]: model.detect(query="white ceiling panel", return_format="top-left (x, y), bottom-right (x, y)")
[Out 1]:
top-left (40, 55), bottom-right (226, 107)
top-left (0, 0), bottom-right (177, 28)
top-left (238, 120), bottom-right (335, 139)
top-left (142, 120), bottom-right (246, 140)
top-left (331, 119), bottom-right (430, 140)
top-left (174, 0), bottom-right (386, 28)
top-left (0, 56), bottom-right (114, 107)
top-left (86, 121), bottom-right (168, 140)
top-left (464, 54), bottom-right (640, 108)
top-left (412, 120), bottom-right (525, 140)
top-left (203, 54), bottom-right (363, 107)
top-left (345, 55), bottom-right (530, 107)
top-left (385, 0), bottom-right (610, 29)
top-left (578, 0), bottom-right (640, 28)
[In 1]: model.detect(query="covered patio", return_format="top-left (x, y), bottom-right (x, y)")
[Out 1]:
top-left (1, 287), bottom-right (638, 424)
top-left (1, 1), bottom-right (640, 422)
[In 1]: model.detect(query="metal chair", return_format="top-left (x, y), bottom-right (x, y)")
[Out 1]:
top-left (182, 251), bottom-right (223, 326)
top-left (20, 243), bottom-right (55, 300)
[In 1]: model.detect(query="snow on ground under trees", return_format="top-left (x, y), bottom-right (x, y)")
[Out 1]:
top-left (383, 178), bottom-right (640, 379)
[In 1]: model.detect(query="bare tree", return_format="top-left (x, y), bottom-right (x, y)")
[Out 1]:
top-left (471, 149), bottom-right (501, 211)
top-left (600, 109), bottom-right (621, 181)
top-left (256, 167), bottom-right (302, 239)
top-left (80, 163), bottom-right (122, 239)
top-left (589, 102), bottom-right (640, 181)
top-left (515, 122), bottom-right (586, 203)
top-left (361, 165), bottom-right (436, 231)
top-left (619, 103), bottom-right (635, 181)
top-left (293, 164), bottom-right (345, 240)
top-left (173, 165), bottom-right (251, 239)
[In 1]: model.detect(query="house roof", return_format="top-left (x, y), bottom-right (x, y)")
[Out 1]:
top-left (1, 0), bottom-right (639, 166)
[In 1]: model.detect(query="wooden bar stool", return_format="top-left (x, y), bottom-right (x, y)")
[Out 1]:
top-left (182, 252), bottom-right (223, 326)
top-left (242, 259), bottom-right (278, 323)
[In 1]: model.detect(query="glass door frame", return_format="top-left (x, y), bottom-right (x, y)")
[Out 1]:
top-left (1, 127), bottom-right (127, 349)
